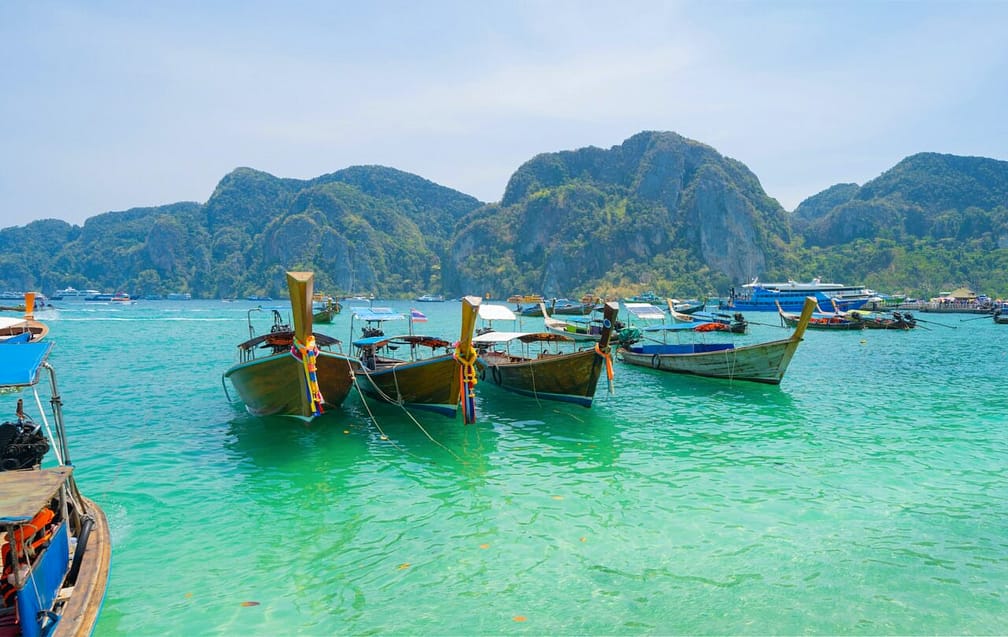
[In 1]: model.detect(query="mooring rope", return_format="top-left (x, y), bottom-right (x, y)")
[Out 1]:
top-left (350, 357), bottom-right (466, 462)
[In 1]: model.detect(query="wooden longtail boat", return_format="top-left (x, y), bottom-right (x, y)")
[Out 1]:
top-left (667, 299), bottom-right (748, 334)
top-left (351, 296), bottom-right (482, 422)
top-left (311, 294), bottom-right (340, 324)
top-left (668, 298), bottom-right (705, 315)
top-left (994, 308), bottom-right (1008, 325)
top-left (0, 293), bottom-right (48, 343)
top-left (777, 300), bottom-right (864, 331)
top-left (472, 302), bottom-right (619, 408)
top-left (223, 272), bottom-right (361, 419)
top-left (0, 341), bottom-right (111, 637)
top-left (618, 296), bottom-right (815, 385)
top-left (846, 309), bottom-right (917, 330)
top-left (540, 301), bottom-right (619, 342)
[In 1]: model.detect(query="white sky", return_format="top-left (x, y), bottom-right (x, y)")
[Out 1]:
top-left (2, 1), bottom-right (1006, 228)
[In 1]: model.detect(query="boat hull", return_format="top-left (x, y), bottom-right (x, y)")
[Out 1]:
top-left (356, 355), bottom-right (462, 417)
top-left (780, 315), bottom-right (864, 330)
top-left (619, 338), bottom-right (800, 385)
top-left (53, 495), bottom-right (112, 637)
top-left (0, 318), bottom-right (49, 342)
top-left (729, 286), bottom-right (868, 312)
top-left (313, 308), bottom-right (337, 324)
top-left (619, 296), bottom-right (814, 385)
top-left (479, 347), bottom-right (608, 408)
top-left (225, 350), bottom-right (360, 417)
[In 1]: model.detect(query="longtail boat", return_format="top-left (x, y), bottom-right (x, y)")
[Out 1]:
top-left (0, 293), bottom-right (48, 343)
top-left (540, 301), bottom-right (619, 342)
top-left (617, 296), bottom-right (815, 385)
top-left (845, 309), bottom-right (917, 330)
top-left (472, 302), bottom-right (619, 407)
top-left (0, 340), bottom-right (111, 636)
top-left (666, 299), bottom-right (748, 333)
top-left (312, 294), bottom-right (340, 324)
top-left (994, 308), bottom-right (1008, 324)
top-left (351, 296), bottom-right (482, 422)
top-left (777, 300), bottom-right (864, 331)
top-left (223, 272), bottom-right (360, 419)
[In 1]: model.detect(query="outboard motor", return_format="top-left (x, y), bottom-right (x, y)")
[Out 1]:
top-left (0, 400), bottom-right (49, 471)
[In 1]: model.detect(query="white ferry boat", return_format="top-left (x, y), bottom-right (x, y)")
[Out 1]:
top-left (51, 287), bottom-right (101, 300)
top-left (725, 278), bottom-right (876, 312)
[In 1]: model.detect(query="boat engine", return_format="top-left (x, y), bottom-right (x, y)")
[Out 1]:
top-left (0, 419), bottom-right (49, 471)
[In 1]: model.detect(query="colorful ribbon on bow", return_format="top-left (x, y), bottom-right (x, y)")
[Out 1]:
top-left (595, 342), bottom-right (614, 394)
top-left (292, 335), bottom-right (325, 416)
top-left (453, 343), bottom-right (479, 424)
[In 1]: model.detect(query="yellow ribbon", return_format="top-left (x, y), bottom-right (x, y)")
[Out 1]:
top-left (294, 335), bottom-right (325, 416)
top-left (453, 344), bottom-right (479, 424)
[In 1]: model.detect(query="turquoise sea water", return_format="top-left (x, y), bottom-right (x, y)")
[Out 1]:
top-left (10, 299), bottom-right (1007, 635)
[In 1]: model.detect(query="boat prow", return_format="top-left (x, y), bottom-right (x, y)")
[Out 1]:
top-left (223, 271), bottom-right (361, 418)
top-left (353, 296), bottom-right (483, 422)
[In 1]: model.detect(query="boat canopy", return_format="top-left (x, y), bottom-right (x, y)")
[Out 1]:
top-left (0, 466), bottom-right (73, 524)
top-left (473, 331), bottom-right (573, 345)
top-left (0, 316), bottom-right (30, 330)
top-left (353, 334), bottom-right (449, 349)
top-left (351, 307), bottom-right (404, 322)
top-left (624, 303), bottom-right (666, 321)
top-left (478, 304), bottom-right (517, 321)
top-left (640, 322), bottom-right (713, 332)
top-left (0, 340), bottom-right (53, 387)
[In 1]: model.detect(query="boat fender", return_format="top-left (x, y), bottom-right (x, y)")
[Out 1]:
top-left (491, 365), bottom-right (502, 385)
top-left (65, 515), bottom-right (94, 586)
top-left (651, 354), bottom-right (661, 369)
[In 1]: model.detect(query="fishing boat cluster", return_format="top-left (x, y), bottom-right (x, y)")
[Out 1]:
top-left (0, 273), bottom-right (1005, 633)
top-left (215, 272), bottom-right (1008, 424)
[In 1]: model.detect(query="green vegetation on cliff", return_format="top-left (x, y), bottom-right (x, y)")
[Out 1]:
top-left (0, 137), bottom-right (1006, 300)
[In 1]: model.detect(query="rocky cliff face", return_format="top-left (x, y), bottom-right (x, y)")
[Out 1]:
top-left (446, 131), bottom-right (790, 295)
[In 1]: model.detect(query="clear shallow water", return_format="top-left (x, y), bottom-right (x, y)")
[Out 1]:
top-left (15, 301), bottom-right (1007, 635)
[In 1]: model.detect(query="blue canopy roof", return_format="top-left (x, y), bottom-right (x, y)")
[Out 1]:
top-left (0, 341), bottom-right (54, 387)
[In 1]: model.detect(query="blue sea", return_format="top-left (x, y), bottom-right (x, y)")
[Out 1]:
top-left (12, 299), bottom-right (1008, 635)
